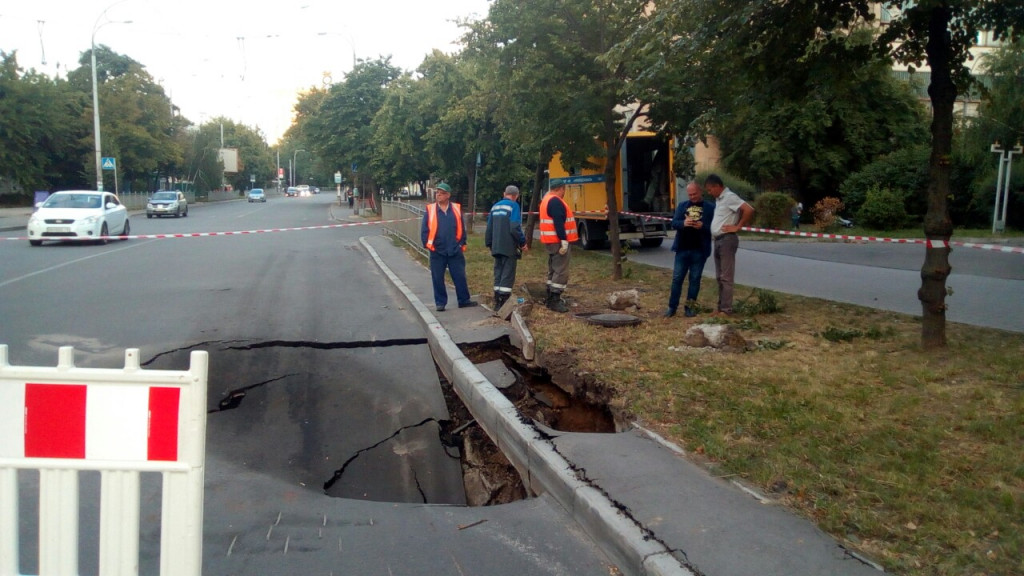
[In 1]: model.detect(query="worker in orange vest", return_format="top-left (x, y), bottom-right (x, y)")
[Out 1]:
top-left (421, 182), bottom-right (478, 312)
top-left (538, 181), bottom-right (579, 312)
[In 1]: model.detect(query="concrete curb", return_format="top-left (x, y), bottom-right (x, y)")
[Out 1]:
top-left (360, 236), bottom-right (692, 576)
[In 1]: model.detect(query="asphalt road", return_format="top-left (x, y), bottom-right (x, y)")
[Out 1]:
top-left (0, 196), bottom-right (615, 575)
top-left (626, 237), bottom-right (1024, 333)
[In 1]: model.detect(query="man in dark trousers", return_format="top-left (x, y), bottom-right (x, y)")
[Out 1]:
top-left (420, 182), bottom-right (477, 311)
top-left (485, 185), bottom-right (528, 310)
top-left (538, 182), bottom-right (579, 312)
top-left (664, 181), bottom-right (715, 317)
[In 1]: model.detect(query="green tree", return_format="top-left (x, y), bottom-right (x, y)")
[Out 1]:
top-left (468, 0), bottom-right (655, 277)
top-left (301, 58), bottom-right (402, 210)
top-left (629, 0), bottom-right (1024, 348)
top-left (67, 46), bottom-right (181, 193)
top-left (0, 51), bottom-right (90, 197)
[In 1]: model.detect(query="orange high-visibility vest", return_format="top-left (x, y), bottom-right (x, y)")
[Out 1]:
top-left (425, 202), bottom-right (466, 252)
top-left (539, 193), bottom-right (579, 244)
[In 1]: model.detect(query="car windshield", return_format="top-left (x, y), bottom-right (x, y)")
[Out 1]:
top-left (250, 190), bottom-right (263, 194)
top-left (152, 192), bottom-right (177, 200)
top-left (43, 193), bottom-right (103, 209)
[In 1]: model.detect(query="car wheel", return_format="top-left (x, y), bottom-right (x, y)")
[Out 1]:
top-left (98, 222), bottom-right (109, 245)
top-left (183, 207), bottom-right (188, 217)
top-left (147, 214), bottom-right (153, 219)
top-left (29, 240), bottom-right (42, 246)
top-left (121, 219), bottom-right (130, 240)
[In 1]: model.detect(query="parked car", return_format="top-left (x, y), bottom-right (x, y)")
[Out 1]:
top-left (248, 188), bottom-right (267, 202)
top-left (285, 187), bottom-right (299, 197)
top-left (146, 190), bottom-right (188, 218)
top-left (27, 190), bottom-right (130, 246)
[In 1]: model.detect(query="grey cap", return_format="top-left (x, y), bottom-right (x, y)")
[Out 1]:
top-left (504, 185), bottom-right (520, 196)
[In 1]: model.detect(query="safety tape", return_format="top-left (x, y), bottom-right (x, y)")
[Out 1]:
top-left (4, 217), bottom-right (419, 242)
top-left (8, 212), bottom-right (1022, 254)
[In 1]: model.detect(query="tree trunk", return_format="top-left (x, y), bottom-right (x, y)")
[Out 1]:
top-left (465, 158), bottom-right (477, 233)
top-left (919, 7), bottom-right (956, 349)
top-left (605, 146), bottom-right (623, 280)
top-left (524, 159), bottom-right (546, 249)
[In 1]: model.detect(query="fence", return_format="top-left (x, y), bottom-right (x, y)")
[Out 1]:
top-left (381, 200), bottom-right (428, 257)
top-left (0, 345), bottom-right (208, 576)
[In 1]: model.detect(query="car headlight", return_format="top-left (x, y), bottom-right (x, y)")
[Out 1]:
top-left (147, 203), bottom-right (155, 208)
top-left (81, 215), bottom-right (100, 224)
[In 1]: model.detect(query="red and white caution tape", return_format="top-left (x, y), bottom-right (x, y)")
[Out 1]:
top-left (4, 217), bottom-right (419, 243)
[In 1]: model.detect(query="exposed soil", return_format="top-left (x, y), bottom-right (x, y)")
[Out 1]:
top-left (439, 338), bottom-right (628, 506)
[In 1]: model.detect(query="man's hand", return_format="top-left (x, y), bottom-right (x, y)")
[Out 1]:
top-left (558, 240), bottom-right (569, 255)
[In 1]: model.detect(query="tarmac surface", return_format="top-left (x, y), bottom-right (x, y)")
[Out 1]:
top-left (1, 203), bottom-right (887, 575)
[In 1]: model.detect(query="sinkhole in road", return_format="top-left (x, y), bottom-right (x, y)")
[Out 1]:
top-left (438, 338), bottom-right (623, 506)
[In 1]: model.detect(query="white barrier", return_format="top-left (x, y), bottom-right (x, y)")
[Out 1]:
top-left (0, 346), bottom-right (208, 576)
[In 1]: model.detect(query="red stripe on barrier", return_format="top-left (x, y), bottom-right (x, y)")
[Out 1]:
top-left (25, 383), bottom-right (87, 459)
top-left (148, 387), bottom-right (180, 461)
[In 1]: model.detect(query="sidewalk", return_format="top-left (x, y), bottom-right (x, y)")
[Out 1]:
top-left (359, 233), bottom-right (883, 576)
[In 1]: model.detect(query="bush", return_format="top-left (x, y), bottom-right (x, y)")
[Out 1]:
top-left (753, 192), bottom-right (795, 229)
top-left (812, 197), bottom-right (846, 231)
top-left (839, 146), bottom-right (929, 217)
top-left (856, 186), bottom-right (909, 230)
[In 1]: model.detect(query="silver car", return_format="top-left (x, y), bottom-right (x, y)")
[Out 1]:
top-left (147, 190), bottom-right (188, 218)
top-left (27, 191), bottom-right (130, 246)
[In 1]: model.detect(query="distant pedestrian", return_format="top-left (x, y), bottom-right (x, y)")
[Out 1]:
top-left (705, 174), bottom-right (754, 316)
top-left (664, 181), bottom-right (714, 318)
top-left (539, 181), bottom-right (579, 312)
top-left (421, 182), bottom-right (477, 312)
top-left (485, 185), bottom-right (528, 310)
top-left (791, 201), bottom-right (803, 229)
top-left (347, 189), bottom-right (354, 208)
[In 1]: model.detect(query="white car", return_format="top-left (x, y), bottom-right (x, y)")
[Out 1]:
top-left (27, 191), bottom-right (130, 246)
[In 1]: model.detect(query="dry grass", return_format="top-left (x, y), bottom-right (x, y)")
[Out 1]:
top-left (453, 235), bottom-right (1023, 576)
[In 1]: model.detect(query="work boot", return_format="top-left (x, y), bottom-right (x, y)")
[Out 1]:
top-left (495, 293), bottom-right (509, 309)
top-left (547, 291), bottom-right (568, 313)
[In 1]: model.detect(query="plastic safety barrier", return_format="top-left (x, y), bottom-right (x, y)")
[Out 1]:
top-left (0, 345), bottom-right (208, 576)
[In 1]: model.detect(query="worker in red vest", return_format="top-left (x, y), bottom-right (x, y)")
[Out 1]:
top-left (421, 182), bottom-right (478, 312)
top-left (538, 181), bottom-right (579, 312)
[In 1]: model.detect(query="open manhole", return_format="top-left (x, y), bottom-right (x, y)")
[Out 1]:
top-left (574, 312), bottom-right (643, 328)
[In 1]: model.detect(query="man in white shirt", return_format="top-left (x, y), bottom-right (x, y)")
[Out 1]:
top-left (705, 174), bottom-right (754, 316)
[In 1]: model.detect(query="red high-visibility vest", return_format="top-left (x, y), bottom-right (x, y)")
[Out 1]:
top-left (539, 193), bottom-right (579, 244)
top-left (425, 202), bottom-right (466, 252)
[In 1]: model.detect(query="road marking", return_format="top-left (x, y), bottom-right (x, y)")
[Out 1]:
top-left (0, 239), bottom-right (156, 290)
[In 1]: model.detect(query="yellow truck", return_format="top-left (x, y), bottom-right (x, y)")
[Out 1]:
top-left (548, 131), bottom-right (675, 249)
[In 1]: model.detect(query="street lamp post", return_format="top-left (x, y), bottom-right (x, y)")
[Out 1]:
top-left (292, 149), bottom-right (306, 188)
top-left (990, 142), bottom-right (1023, 234)
top-left (91, 8), bottom-right (132, 192)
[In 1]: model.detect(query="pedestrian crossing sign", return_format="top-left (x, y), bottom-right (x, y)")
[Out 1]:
top-left (101, 157), bottom-right (116, 171)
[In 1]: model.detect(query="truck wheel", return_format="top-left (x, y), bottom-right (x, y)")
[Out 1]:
top-left (639, 238), bottom-right (664, 248)
top-left (579, 221), bottom-right (607, 250)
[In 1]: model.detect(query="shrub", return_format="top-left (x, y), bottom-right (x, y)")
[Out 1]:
top-left (856, 186), bottom-right (909, 230)
top-left (812, 197), bottom-right (845, 231)
top-left (753, 192), bottom-right (795, 229)
top-left (839, 146), bottom-right (930, 217)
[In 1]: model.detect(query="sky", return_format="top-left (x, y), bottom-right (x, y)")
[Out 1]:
top-left (1, 0), bottom-right (492, 143)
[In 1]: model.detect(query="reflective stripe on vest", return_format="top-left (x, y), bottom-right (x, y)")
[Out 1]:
top-left (539, 193), bottom-right (579, 243)
top-left (425, 202), bottom-right (465, 252)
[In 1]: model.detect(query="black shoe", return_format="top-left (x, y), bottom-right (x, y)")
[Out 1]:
top-left (436, 305), bottom-right (446, 312)
top-left (684, 307), bottom-right (697, 317)
top-left (663, 309), bottom-right (676, 318)
top-left (458, 300), bottom-right (479, 308)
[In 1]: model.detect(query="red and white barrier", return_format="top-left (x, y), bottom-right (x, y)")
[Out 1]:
top-left (0, 345), bottom-right (208, 576)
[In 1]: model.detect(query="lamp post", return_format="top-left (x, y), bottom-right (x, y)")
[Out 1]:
top-left (292, 149), bottom-right (306, 187)
top-left (990, 142), bottom-right (1023, 234)
top-left (91, 7), bottom-right (132, 191)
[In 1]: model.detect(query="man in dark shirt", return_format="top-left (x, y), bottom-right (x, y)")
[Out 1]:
top-left (664, 181), bottom-right (715, 317)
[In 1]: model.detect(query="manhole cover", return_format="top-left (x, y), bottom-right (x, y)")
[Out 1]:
top-left (575, 313), bottom-right (643, 328)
